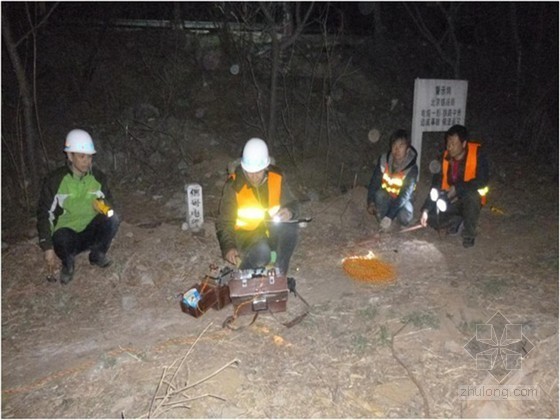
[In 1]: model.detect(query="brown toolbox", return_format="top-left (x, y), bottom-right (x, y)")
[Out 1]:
top-left (228, 269), bottom-right (289, 316)
top-left (181, 281), bottom-right (231, 318)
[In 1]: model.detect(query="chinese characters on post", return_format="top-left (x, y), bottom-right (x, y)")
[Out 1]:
top-left (184, 183), bottom-right (204, 232)
top-left (411, 79), bottom-right (468, 179)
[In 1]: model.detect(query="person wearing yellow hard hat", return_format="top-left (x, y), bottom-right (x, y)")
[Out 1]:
top-left (420, 125), bottom-right (490, 248)
top-left (216, 138), bottom-right (300, 276)
top-left (37, 129), bottom-right (120, 284)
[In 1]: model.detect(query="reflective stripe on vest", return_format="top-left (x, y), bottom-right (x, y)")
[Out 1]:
top-left (441, 142), bottom-right (488, 205)
top-left (234, 172), bottom-right (282, 231)
top-left (381, 165), bottom-right (406, 198)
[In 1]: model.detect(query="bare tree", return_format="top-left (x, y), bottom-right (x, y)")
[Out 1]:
top-left (404, 2), bottom-right (462, 78)
top-left (3, 13), bottom-right (40, 193)
top-left (259, 2), bottom-right (314, 145)
top-left (2, 3), bottom-right (58, 195)
top-left (372, 3), bottom-right (386, 44)
top-left (508, 3), bottom-right (522, 111)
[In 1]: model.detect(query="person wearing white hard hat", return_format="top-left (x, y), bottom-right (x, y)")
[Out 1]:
top-left (37, 129), bottom-right (120, 284)
top-left (216, 138), bottom-right (300, 275)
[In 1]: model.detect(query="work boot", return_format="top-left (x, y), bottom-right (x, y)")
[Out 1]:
top-left (89, 251), bottom-right (112, 268)
top-left (463, 237), bottom-right (475, 248)
top-left (60, 260), bottom-right (75, 285)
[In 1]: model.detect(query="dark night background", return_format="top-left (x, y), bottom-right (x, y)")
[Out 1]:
top-left (1, 4), bottom-right (559, 418)
top-left (2, 1), bottom-right (559, 224)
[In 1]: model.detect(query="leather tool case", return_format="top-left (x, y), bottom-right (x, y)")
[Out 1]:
top-left (181, 281), bottom-right (231, 318)
top-left (228, 268), bottom-right (288, 316)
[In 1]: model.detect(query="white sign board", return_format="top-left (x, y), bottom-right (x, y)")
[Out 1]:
top-left (184, 183), bottom-right (203, 232)
top-left (411, 78), bottom-right (468, 177)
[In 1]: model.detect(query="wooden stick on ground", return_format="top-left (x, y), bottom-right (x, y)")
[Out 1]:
top-left (398, 223), bottom-right (425, 234)
top-left (150, 322), bottom-right (214, 418)
top-left (391, 323), bottom-right (431, 418)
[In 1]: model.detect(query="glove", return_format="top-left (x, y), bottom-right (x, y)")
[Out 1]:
top-left (380, 216), bottom-right (392, 231)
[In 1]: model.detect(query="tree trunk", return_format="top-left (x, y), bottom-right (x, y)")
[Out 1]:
top-left (372, 3), bottom-right (386, 44)
top-left (268, 30), bottom-right (280, 145)
top-left (173, 2), bottom-right (183, 31)
top-left (2, 13), bottom-right (40, 193)
top-left (260, 2), bottom-right (313, 147)
top-left (508, 3), bottom-right (522, 111)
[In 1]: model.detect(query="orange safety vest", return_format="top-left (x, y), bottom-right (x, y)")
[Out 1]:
top-left (381, 166), bottom-right (407, 198)
top-left (441, 142), bottom-right (488, 205)
top-left (233, 171), bottom-right (282, 231)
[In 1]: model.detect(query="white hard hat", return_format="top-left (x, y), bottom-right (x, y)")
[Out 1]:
top-left (241, 138), bottom-right (270, 173)
top-left (64, 129), bottom-right (96, 154)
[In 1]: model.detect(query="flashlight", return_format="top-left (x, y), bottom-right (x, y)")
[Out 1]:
top-left (430, 187), bottom-right (439, 202)
top-left (430, 188), bottom-right (448, 212)
top-left (95, 198), bottom-right (114, 218)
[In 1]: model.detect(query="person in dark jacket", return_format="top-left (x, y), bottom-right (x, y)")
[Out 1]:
top-left (216, 138), bottom-right (299, 276)
top-left (37, 129), bottom-right (120, 284)
top-left (420, 125), bottom-right (489, 248)
top-left (367, 129), bottom-right (419, 232)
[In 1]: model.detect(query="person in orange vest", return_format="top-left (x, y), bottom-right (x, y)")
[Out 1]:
top-left (367, 129), bottom-right (419, 232)
top-left (420, 125), bottom-right (489, 248)
top-left (216, 138), bottom-right (300, 275)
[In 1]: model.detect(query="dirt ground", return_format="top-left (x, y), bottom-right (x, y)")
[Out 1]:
top-left (2, 153), bottom-right (558, 418)
top-left (1, 15), bottom-right (558, 418)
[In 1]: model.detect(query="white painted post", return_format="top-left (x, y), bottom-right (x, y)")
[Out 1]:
top-left (411, 78), bottom-right (468, 179)
top-left (183, 183), bottom-right (204, 232)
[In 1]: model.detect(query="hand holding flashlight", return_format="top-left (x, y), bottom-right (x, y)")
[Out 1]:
top-left (93, 198), bottom-right (114, 217)
top-left (271, 207), bottom-right (292, 223)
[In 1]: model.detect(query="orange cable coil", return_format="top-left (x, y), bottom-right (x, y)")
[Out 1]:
top-left (342, 254), bottom-right (396, 283)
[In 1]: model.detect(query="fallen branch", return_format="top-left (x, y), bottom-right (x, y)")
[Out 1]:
top-left (146, 322), bottom-right (238, 418)
top-left (148, 367), bottom-right (167, 417)
top-left (150, 323), bottom-right (213, 417)
top-left (399, 223), bottom-right (425, 234)
top-left (391, 323), bottom-right (431, 418)
top-left (171, 359), bottom-right (240, 394)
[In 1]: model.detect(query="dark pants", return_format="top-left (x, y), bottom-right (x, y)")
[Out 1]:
top-left (426, 190), bottom-right (481, 239)
top-left (236, 223), bottom-right (299, 276)
top-left (52, 214), bottom-right (120, 270)
top-left (374, 189), bottom-right (414, 226)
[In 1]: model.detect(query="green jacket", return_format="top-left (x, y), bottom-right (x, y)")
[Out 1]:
top-left (36, 164), bottom-right (115, 251)
top-left (215, 164), bottom-right (299, 257)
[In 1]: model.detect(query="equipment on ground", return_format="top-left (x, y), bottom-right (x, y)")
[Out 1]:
top-left (180, 266), bottom-right (233, 318)
top-left (228, 267), bottom-right (289, 316)
top-left (64, 129), bottom-right (96, 154)
top-left (180, 265), bottom-right (309, 328)
top-left (342, 252), bottom-right (396, 284)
